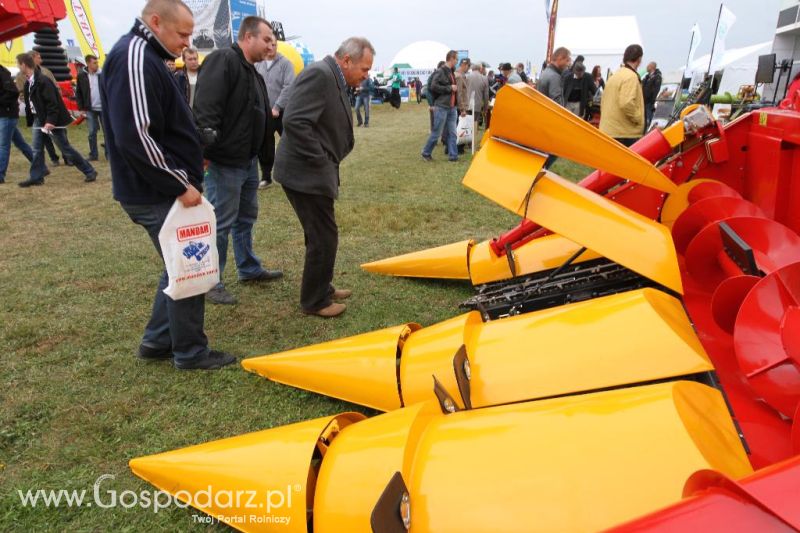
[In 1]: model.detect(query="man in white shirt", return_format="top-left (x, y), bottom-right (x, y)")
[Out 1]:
top-left (76, 54), bottom-right (106, 161)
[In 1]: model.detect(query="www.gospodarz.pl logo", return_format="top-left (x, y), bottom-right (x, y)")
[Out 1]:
top-left (16, 474), bottom-right (297, 525)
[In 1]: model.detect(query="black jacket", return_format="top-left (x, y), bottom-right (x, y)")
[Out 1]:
top-left (75, 69), bottom-right (91, 111)
top-left (642, 68), bottom-right (662, 107)
top-left (193, 43), bottom-right (268, 167)
top-left (563, 74), bottom-right (597, 118)
top-left (429, 65), bottom-right (456, 108)
top-left (174, 68), bottom-right (191, 104)
top-left (273, 55), bottom-right (354, 199)
top-left (100, 19), bottom-right (204, 205)
top-left (24, 68), bottom-right (72, 127)
top-left (0, 65), bottom-right (20, 119)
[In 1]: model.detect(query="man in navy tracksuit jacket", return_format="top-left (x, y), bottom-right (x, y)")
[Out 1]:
top-left (100, 1), bottom-right (235, 370)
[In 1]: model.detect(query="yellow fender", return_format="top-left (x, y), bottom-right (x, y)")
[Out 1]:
top-left (129, 413), bottom-right (364, 532)
top-left (401, 289), bottom-right (712, 407)
top-left (242, 324), bottom-right (420, 411)
top-left (131, 383), bottom-right (750, 531)
top-left (468, 234), bottom-right (600, 285)
top-left (464, 139), bottom-right (683, 294)
top-left (396, 382), bottom-right (750, 532)
top-left (242, 289), bottom-right (711, 411)
top-left (361, 240), bottom-right (475, 280)
top-left (492, 83), bottom-right (677, 194)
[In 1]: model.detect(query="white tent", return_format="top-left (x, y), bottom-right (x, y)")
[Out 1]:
top-left (554, 16), bottom-right (643, 79)
top-left (675, 41), bottom-right (772, 95)
top-left (388, 40), bottom-right (451, 70)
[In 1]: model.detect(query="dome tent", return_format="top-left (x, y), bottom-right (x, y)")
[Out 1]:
top-left (389, 40), bottom-right (451, 70)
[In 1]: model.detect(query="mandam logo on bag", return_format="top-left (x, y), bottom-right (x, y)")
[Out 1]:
top-left (176, 223), bottom-right (212, 242)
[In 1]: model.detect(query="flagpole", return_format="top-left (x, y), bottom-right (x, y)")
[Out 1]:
top-left (682, 26), bottom-right (696, 81)
top-left (546, 0), bottom-right (559, 63)
top-left (706, 3), bottom-right (723, 76)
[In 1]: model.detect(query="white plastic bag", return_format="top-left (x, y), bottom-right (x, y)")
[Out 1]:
top-left (457, 114), bottom-right (474, 146)
top-left (158, 197), bottom-right (219, 300)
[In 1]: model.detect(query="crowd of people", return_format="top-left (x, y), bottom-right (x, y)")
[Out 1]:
top-left (415, 43), bottom-right (662, 160)
top-left (1, 0), bottom-right (666, 371)
top-left (90, 0), bottom-right (371, 370)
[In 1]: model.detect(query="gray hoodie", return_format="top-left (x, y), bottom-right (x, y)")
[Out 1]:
top-left (255, 53), bottom-right (296, 111)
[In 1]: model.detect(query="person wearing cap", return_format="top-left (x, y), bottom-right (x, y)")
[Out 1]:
top-left (501, 62), bottom-right (521, 84)
top-left (562, 62), bottom-right (596, 119)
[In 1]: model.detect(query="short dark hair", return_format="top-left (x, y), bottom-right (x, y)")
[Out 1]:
top-left (623, 44), bottom-right (643, 64)
top-left (182, 47), bottom-right (198, 59)
top-left (459, 57), bottom-right (470, 66)
top-left (446, 50), bottom-right (458, 61)
top-left (437, 60), bottom-right (445, 69)
top-left (17, 53), bottom-right (34, 69)
top-left (85, 54), bottom-right (98, 63)
top-left (237, 16), bottom-right (271, 41)
top-left (552, 47), bottom-right (570, 60)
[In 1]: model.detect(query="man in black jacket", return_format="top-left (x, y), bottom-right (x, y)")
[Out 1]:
top-left (642, 61), bottom-right (662, 131)
top-left (274, 37), bottom-right (374, 318)
top-left (0, 64), bottom-right (33, 184)
top-left (562, 63), bottom-right (596, 119)
top-left (194, 16), bottom-right (281, 306)
top-left (421, 50), bottom-right (459, 162)
top-left (17, 53), bottom-right (96, 187)
top-left (75, 54), bottom-right (106, 161)
top-left (100, 0), bottom-right (235, 370)
top-left (174, 47), bottom-right (200, 106)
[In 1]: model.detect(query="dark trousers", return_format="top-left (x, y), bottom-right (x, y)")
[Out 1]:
top-left (120, 201), bottom-right (209, 363)
top-left (30, 120), bottom-right (94, 181)
top-left (260, 113), bottom-right (283, 183)
top-left (615, 138), bottom-right (639, 148)
top-left (283, 187), bottom-right (338, 312)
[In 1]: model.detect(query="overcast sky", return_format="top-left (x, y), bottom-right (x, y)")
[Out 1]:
top-left (54, 0), bottom-right (781, 73)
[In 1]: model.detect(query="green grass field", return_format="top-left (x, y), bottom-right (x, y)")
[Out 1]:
top-left (0, 102), bottom-right (589, 531)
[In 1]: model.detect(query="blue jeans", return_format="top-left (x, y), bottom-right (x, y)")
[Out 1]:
top-left (120, 201), bottom-right (209, 363)
top-left (86, 110), bottom-right (106, 159)
top-left (30, 119), bottom-right (94, 181)
top-left (355, 94), bottom-right (370, 125)
top-left (0, 117), bottom-right (33, 181)
top-left (204, 158), bottom-right (265, 286)
top-left (422, 106), bottom-right (457, 159)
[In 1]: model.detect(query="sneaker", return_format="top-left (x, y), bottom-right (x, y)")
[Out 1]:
top-left (18, 178), bottom-right (44, 188)
top-left (138, 344), bottom-right (173, 360)
top-left (240, 269), bottom-right (283, 283)
top-left (258, 180), bottom-right (272, 190)
top-left (206, 286), bottom-right (238, 305)
top-left (84, 170), bottom-right (98, 182)
top-left (302, 302), bottom-right (346, 318)
top-left (421, 154), bottom-right (433, 162)
top-left (174, 350), bottom-right (237, 370)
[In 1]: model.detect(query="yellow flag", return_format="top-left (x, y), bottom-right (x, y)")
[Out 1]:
top-left (0, 39), bottom-right (24, 69)
top-left (66, 0), bottom-right (105, 64)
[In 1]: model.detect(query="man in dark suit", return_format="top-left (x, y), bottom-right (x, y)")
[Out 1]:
top-left (17, 52), bottom-right (96, 187)
top-left (274, 37), bottom-right (374, 318)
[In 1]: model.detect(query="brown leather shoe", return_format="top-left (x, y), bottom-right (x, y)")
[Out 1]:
top-left (303, 302), bottom-right (346, 318)
top-left (333, 288), bottom-right (352, 300)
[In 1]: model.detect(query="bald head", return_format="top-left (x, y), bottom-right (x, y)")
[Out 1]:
top-left (142, 0), bottom-right (191, 21)
top-left (141, 0), bottom-right (194, 57)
